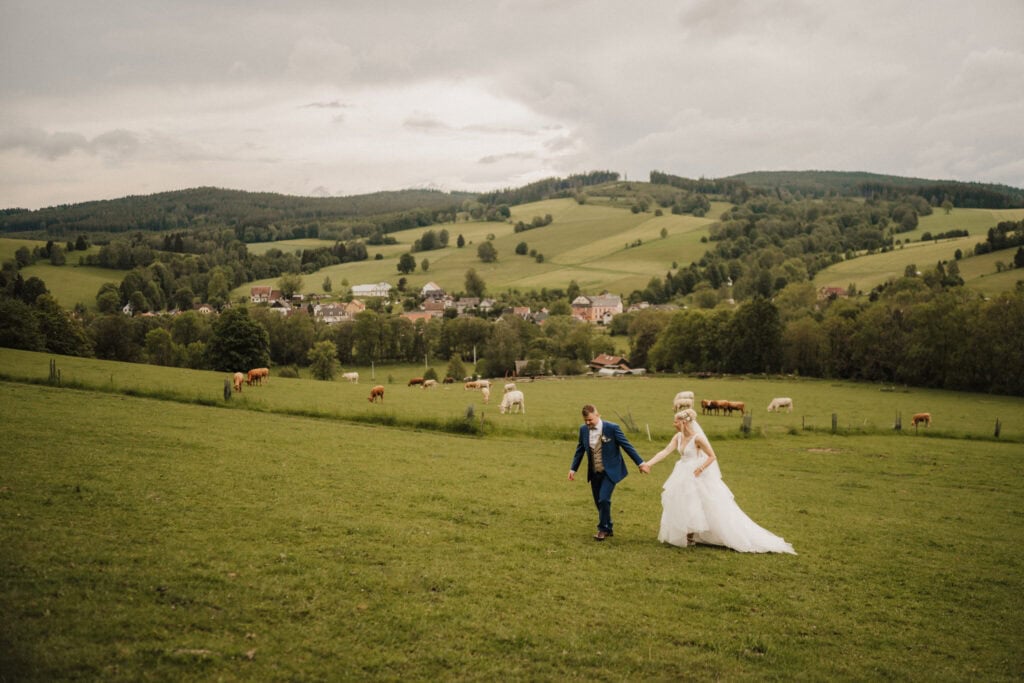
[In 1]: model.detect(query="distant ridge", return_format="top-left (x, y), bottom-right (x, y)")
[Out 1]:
top-left (724, 170), bottom-right (1024, 208)
top-left (0, 186), bottom-right (477, 236)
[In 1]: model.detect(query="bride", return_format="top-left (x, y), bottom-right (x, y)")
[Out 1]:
top-left (645, 408), bottom-right (796, 554)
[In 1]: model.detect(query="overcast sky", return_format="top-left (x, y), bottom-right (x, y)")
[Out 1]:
top-left (2, 0), bottom-right (1022, 210)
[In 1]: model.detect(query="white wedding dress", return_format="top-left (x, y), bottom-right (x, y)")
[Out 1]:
top-left (659, 435), bottom-right (796, 554)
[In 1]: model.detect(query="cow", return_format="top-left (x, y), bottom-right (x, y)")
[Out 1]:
top-left (342, 372), bottom-right (359, 383)
top-left (912, 412), bottom-right (931, 427)
top-left (232, 372), bottom-right (245, 393)
top-left (504, 382), bottom-right (517, 393)
top-left (723, 401), bottom-right (746, 416)
top-left (443, 376), bottom-right (456, 384)
top-left (767, 397), bottom-right (793, 413)
top-left (368, 385), bottom-right (385, 403)
top-left (464, 380), bottom-right (481, 390)
top-left (246, 368), bottom-right (263, 386)
top-left (481, 386), bottom-right (490, 404)
top-left (499, 390), bottom-right (525, 414)
top-left (408, 377), bottom-right (425, 387)
top-left (673, 391), bottom-right (695, 412)
top-left (421, 379), bottom-right (438, 389)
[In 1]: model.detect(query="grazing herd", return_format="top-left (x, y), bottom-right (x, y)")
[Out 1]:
top-left (230, 368), bottom-right (268, 392)
top-left (228, 368), bottom-right (933, 427)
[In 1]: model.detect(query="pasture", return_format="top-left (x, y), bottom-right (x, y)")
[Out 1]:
top-left (813, 207), bottom-right (1024, 294)
top-left (2, 348), bottom-right (1021, 444)
top-left (232, 198), bottom-right (718, 301)
top-left (1, 372), bottom-right (1022, 680)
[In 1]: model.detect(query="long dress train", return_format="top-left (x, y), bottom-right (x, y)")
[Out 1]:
top-left (659, 436), bottom-right (796, 554)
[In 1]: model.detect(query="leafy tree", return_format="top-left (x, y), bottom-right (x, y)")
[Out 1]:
top-left (352, 310), bottom-right (384, 364)
top-left (397, 252), bottom-right (416, 274)
top-left (1015, 247), bottom-right (1024, 269)
top-left (34, 294), bottom-right (92, 356)
top-left (207, 270), bottom-right (231, 308)
top-left (0, 297), bottom-right (45, 351)
top-left (464, 268), bottom-right (486, 298)
top-left (477, 241), bottom-right (497, 263)
top-left (89, 313), bottom-right (142, 362)
top-left (421, 258), bottom-right (430, 273)
top-left (18, 276), bottom-right (48, 305)
top-left (206, 307), bottom-right (270, 371)
top-left (457, 234), bottom-right (465, 248)
top-left (725, 297), bottom-right (782, 373)
top-left (308, 340), bottom-right (340, 380)
top-left (322, 276), bottom-right (333, 292)
top-left (277, 273), bottom-right (304, 299)
top-left (515, 241), bottom-right (528, 255)
top-left (145, 328), bottom-right (176, 366)
top-left (48, 244), bottom-right (66, 266)
top-left (446, 355), bottom-right (466, 381)
top-left (627, 309), bottom-right (672, 369)
top-left (254, 308), bottom-right (316, 366)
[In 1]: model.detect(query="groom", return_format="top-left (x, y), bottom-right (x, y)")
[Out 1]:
top-left (568, 404), bottom-right (649, 540)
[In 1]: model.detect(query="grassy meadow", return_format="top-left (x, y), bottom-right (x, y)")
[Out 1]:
top-left (2, 358), bottom-right (1023, 680)
top-left (813, 207), bottom-right (1024, 294)
top-left (2, 348), bottom-right (1021, 444)
top-left (237, 198), bottom-right (719, 301)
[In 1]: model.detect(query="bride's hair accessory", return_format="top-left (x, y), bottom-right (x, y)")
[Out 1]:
top-left (675, 408), bottom-right (697, 423)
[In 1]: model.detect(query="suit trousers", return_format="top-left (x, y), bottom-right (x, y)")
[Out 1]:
top-left (590, 471), bottom-right (616, 532)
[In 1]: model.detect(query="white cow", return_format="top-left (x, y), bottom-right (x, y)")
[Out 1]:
top-left (673, 391), bottom-right (695, 412)
top-left (767, 397), bottom-right (793, 413)
top-left (421, 379), bottom-right (437, 389)
top-left (504, 382), bottom-right (517, 393)
top-left (499, 390), bottom-right (525, 414)
top-left (342, 372), bottom-right (359, 383)
top-left (481, 386), bottom-right (491, 404)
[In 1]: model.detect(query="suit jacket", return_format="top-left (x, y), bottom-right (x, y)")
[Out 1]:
top-left (571, 420), bottom-right (644, 483)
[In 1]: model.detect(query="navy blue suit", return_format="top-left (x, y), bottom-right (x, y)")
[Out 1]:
top-left (571, 420), bottom-right (645, 533)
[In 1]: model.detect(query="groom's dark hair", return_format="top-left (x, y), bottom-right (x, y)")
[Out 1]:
top-left (581, 404), bottom-right (597, 417)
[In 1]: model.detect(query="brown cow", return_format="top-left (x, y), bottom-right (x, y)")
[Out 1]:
top-left (443, 376), bottom-right (456, 384)
top-left (232, 372), bottom-right (245, 393)
top-left (912, 412), bottom-right (931, 427)
top-left (246, 369), bottom-right (261, 386)
top-left (368, 385), bottom-right (385, 403)
top-left (408, 377), bottom-right (424, 387)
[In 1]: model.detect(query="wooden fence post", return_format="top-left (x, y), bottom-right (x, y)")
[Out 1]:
top-left (894, 411), bottom-right (901, 431)
top-left (223, 379), bottom-right (231, 401)
top-left (831, 413), bottom-right (838, 432)
top-left (995, 418), bottom-right (1001, 438)
top-left (741, 414), bottom-right (752, 434)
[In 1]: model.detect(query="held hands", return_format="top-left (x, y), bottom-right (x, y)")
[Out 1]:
top-left (639, 463), bottom-right (651, 474)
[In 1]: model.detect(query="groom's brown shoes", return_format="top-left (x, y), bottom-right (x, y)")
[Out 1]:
top-left (593, 530), bottom-right (611, 541)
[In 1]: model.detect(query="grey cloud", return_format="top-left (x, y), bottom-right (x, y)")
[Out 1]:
top-left (0, 127), bottom-right (139, 161)
top-left (478, 151), bottom-right (536, 165)
top-left (301, 100), bottom-right (350, 109)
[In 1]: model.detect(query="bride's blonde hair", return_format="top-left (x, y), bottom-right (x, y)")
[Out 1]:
top-left (675, 408), bottom-right (698, 424)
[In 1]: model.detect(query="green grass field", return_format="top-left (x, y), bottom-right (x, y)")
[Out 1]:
top-left (236, 198), bottom-right (719, 300)
top-left (2, 348), bottom-right (1021, 443)
top-left (813, 208), bottom-right (1024, 294)
top-left (2, 357), bottom-right (1022, 680)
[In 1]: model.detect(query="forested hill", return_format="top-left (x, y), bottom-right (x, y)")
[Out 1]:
top-left (0, 187), bottom-right (477, 238)
top-left (724, 170), bottom-right (1024, 208)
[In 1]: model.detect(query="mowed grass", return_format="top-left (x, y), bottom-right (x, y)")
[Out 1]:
top-left (3, 348), bottom-right (1022, 444)
top-left (814, 208), bottom-right (1024, 294)
top-left (233, 198), bottom-right (718, 300)
top-left (1, 379), bottom-right (1022, 681)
